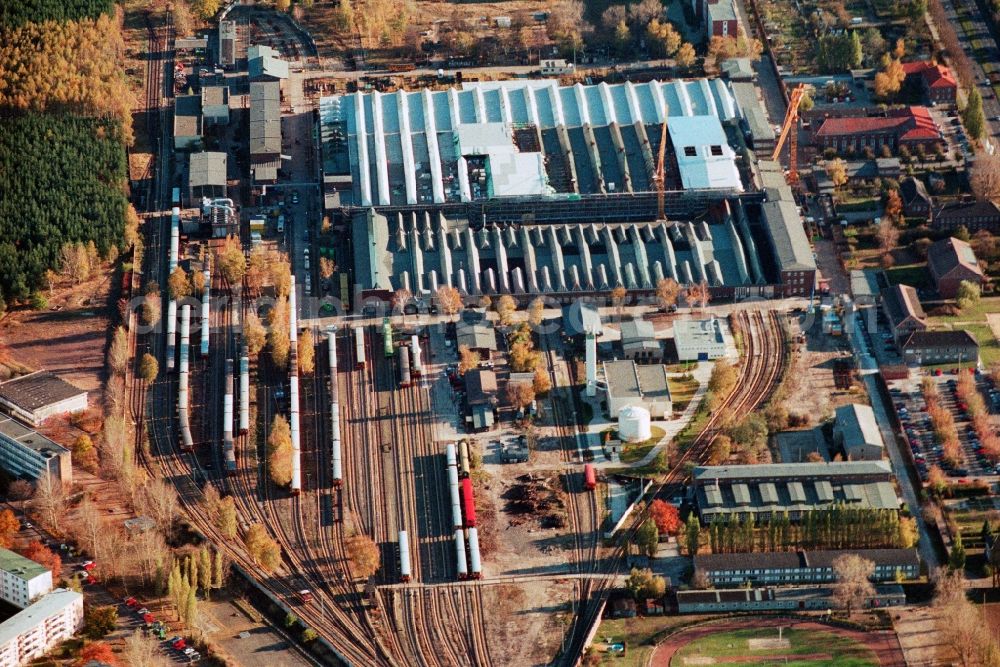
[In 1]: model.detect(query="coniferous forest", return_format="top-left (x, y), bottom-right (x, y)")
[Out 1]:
top-left (0, 0), bottom-right (113, 28)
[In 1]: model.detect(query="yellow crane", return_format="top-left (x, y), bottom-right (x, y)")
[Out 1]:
top-left (654, 120), bottom-right (668, 221)
top-left (771, 84), bottom-right (807, 186)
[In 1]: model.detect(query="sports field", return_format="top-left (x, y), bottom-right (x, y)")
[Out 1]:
top-left (671, 627), bottom-right (878, 667)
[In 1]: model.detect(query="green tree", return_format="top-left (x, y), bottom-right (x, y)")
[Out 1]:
top-left (956, 280), bottom-right (982, 311)
top-left (625, 567), bottom-right (667, 599)
top-left (635, 518), bottom-right (659, 557)
top-left (817, 31), bottom-right (862, 72)
top-left (950, 531), bottom-right (967, 571)
top-left (964, 88), bottom-right (986, 141)
top-left (685, 520), bottom-right (701, 556)
top-left (82, 606), bottom-right (118, 639)
top-left (302, 628), bottom-right (319, 642)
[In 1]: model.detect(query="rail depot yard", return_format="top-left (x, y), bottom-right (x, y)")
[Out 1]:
top-left (7, 0), bottom-right (1000, 664)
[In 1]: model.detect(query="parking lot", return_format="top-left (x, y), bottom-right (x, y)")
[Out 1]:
top-left (891, 370), bottom-right (1000, 482)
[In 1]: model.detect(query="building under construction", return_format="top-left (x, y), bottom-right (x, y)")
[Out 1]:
top-left (321, 78), bottom-right (815, 299)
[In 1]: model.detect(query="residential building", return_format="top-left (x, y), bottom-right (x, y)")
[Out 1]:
top-left (465, 369), bottom-right (497, 432)
top-left (721, 58), bottom-right (755, 81)
top-left (673, 317), bottom-right (727, 361)
top-left (187, 152), bottom-right (227, 205)
top-left (0, 372), bottom-right (87, 427)
top-left (927, 236), bottom-right (986, 299)
top-left (761, 198), bottom-right (817, 297)
top-left (620, 320), bottom-right (661, 362)
top-left (692, 461), bottom-right (900, 524)
top-left (704, 0), bottom-right (738, 37)
top-left (813, 107), bottom-right (940, 153)
top-left (0, 417), bottom-right (72, 486)
top-left (249, 81), bottom-right (281, 184)
top-left (172, 94), bottom-right (202, 151)
top-left (693, 548), bottom-right (919, 587)
top-left (932, 200), bottom-right (1000, 233)
top-left (833, 403), bottom-right (884, 461)
top-left (248, 45), bottom-right (289, 81)
top-left (899, 177), bottom-right (931, 219)
top-left (0, 549), bottom-right (52, 609)
top-left (602, 360), bottom-right (672, 419)
top-left (900, 330), bottom-right (979, 366)
top-left (0, 589), bottom-right (84, 667)
top-left (902, 61), bottom-right (958, 105)
top-left (882, 284), bottom-right (927, 343)
top-left (455, 312), bottom-right (497, 356)
top-left (201, 85), bottom-right (230, 125)
top-left (675, 584), bottom-right (905, 614)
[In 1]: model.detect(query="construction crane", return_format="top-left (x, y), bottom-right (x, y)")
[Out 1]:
top-left (771, 84), bottom-right (807, 186)
top-left (654, 120), bottom-right (668, 221)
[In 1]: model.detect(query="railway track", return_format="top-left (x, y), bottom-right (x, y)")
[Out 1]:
top-left (557, 308), bottom-right (788, 665)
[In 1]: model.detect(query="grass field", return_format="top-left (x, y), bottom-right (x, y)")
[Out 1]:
top-left (667, 376), bottom-right (700, 412)
top-left (592, 615), bottom-right (707, 666)
top-left (926, 296), bottom-right (1000, 367)
top-left (672, 627), bottom-right (877, 667)
top-left (885, 263), bottom-right (931, 289)
top-left (619, 425), bottom-right (667, 463)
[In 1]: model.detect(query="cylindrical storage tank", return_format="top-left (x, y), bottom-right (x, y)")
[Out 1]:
top-left (446, 443), bottom-right (457, 468)
top-left (410, 335), bottom-right (423, 375)
top-left (399, 530), bottom-right (411, 582)
top-left (461, 477), bottom-right (476, 528)
top-left (179, 306), bottom-right (193, 451)
top-left (288, 277), bottom-right (297, 344)
top-left (166, 299), bottom-right (177, 371)
top-left (584, 463), bottom-right (596, 491)
top-left (354, 327), bottom-right (366, 369)
top-left (618, 405), bottom-right (652, 443)
top-left (454, 529), bottom-right (468, 580)
top-left (223, 358), bottom-right (235, 474)
top-left (448, 464), bottom-right (462, 530)
top-left (399, 344), bottom-right (411, 388)
top-left (459, 440), bottom-right (470, 479)
top-left (329, 331), bottom-right (342, 487)
top-left (468, 527), bottom-right (482, 579)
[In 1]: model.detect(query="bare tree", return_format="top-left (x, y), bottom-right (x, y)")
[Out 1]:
top-left (832, 554), bottom-right (875, 617)
top-left (32, 474), bottom-right (66, 535)
top-left (108, 326), bottom-right (129, 377)
top-left (505, 381), bottom-right (536, 409)
top-left (655, 277), bottom-right (680, 311)
top-left (685, 281), bottom-right (711, 314)
top-left (933, 568), bottom-right (1000, 665)
top-left (74, 495), bottom-right (105, 557)
top-left (135, 479), bottom-right (178, 538)
top-left (435, 285), bottom-right (463, 318)
top-left (123, 631), bottom-right (170, 667)
top-left (970, 152), bottom-right (1000, 202)
top-left (7, 480), bottom-right (33, 513)
top-left (392, 288), bottom-right (412, 320)
top-left (611, 285), bottom-right (628, 317)
top-left (457, 345), bottom-right (480, 375)
top-left (527, 297), bottom-right (545, 328)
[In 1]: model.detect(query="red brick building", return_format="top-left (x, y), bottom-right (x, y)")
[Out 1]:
top-left (697, 0), bottom-right (738, 38)
top-left (927, 237), bottom-right (986, 298)
top-left (902, 61), bottom-right (958, 105)
top-left (813, 107), bottom-right (940, 153)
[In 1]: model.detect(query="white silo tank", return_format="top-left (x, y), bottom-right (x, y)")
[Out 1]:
top-left (618, 405), bottom-right (652, 443)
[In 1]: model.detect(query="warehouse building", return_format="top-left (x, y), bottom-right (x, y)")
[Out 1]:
top-left (602, 360), bottom-right (672, 419)
top-left (675, 584), bottom-right (905, 614)
top-left (173, 95), bottom-right (203, 151)
top-left (248, 44), bottom-right (289, 81)
top-left (760, 188), bottom-right (816, 297)
top-left (465, 369), bottom-right (498, 431)
top-left (320, 78), bottom-right (746, 209)
top-left (0, 589), bottom-right (83, 667)
top-left (250, 81), bottom-right (281, 184)
top-left (833, 403), bottom-right (884, 461)
top-left (0, 372), bottom-right (87, 427)
top-left (187, 152), bottom-right (227, 205)
top-left (0, 417), bottom-right (72, 486)
top-left (693, 548), bottom-right (918, 587)
top-left (673, 317), bottom-right (726, 361)
top-left (620, 320), bottom-right (661, 362)
top-left (692, 461), bottom-right (900, 523)
top-left (219, 20), bottom-right (237, 68)
top-left (201, 85), bottom-right (230, 125)
top-left (0, 549), bottom-right (52, 609)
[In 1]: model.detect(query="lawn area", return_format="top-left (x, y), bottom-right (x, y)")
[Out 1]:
top-left (673, 627), bottom-right (877, 667)
top-left (619, 425), bottom-right (667, 464)
top-left (592, 615), bottom-right (710, 666)
top-left (667, 375), bottom-right (699, 412)
top-left (885, 263), bottom-right (931, 289)
top-left (926, 296), bottom-right (1000, 367)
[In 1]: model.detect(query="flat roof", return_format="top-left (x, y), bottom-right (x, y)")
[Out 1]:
top-left (673, 317), bottom-right (724, 344)
top-left (456, 322), bottom-right (497, 351)
top-left (620, 319), bottom-right (655, 343)
top-left (0, 372), bottom-right (86, 412)
top-left (850, 269), bottom-right (880, 299)
top-left (248, 44), bottom-right (289, 80)
top-left (0, 548), bottom-right (50, 582)
top-left (188, 151), bottom-right (227, 188)
top-left (667, 115), bottom-right (743, 191)
top-left (249, 81), bottom-right (281, 155)
top-left (0, 589), bottom-right (80, 646)
top-left (604, 360), bottom-right (670, 401)
top-left (0, 416), bottom-right (70, 457)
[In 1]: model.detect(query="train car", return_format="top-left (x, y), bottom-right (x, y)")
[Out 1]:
top-left (458, 440), bottom-right (471, 479)
top-left (178, 305), bottom-right (194, 451)
top-left (171, 187), bottom-right (181, 206)
top-left (468, 527), bottom-right (482, 580)
top-left (398, 530), bottom-right (411, 583)
top-left (199, 268), bottom-right (210, 357)
top-left (239, 344), bottom-right (250, 435)
top-left (410, 335), bottom-right (423, 376)
top-left (354, 327), bottom-right (366, 370)
top-left (223, 359), bottom-right (236, 475)
top-left (454, 529), bottom-right (468, 580)
top-left (297, 589), bottom-right (313, 604)
top-left (382, 317), bottom-right (394, 358)
top-left (447, 459), bottom-right (462, 530)
top-left (290, 372), bottom-right (302, 495)
top-left (399, 344), bottom-right (411, 388)
top-left (165, 299), bottom-right (177, 372)
top-left (329, 329), bottom-right (342, 488)
top-left (446, 442), bottom-right (457, 468)
top-left (460, 477), bottom-right (476, 528)
top-left (583, 463), bottom-right (596, 491)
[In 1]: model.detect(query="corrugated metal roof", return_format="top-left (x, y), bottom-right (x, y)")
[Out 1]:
top-left (761, 199), bottom-right (816, 272)
top-left (835, 403), bottom-right (884, 452)
top-left (188, 151), bottom-right (227, 188)
top-left (249, 81), bottom-right (281, 156)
